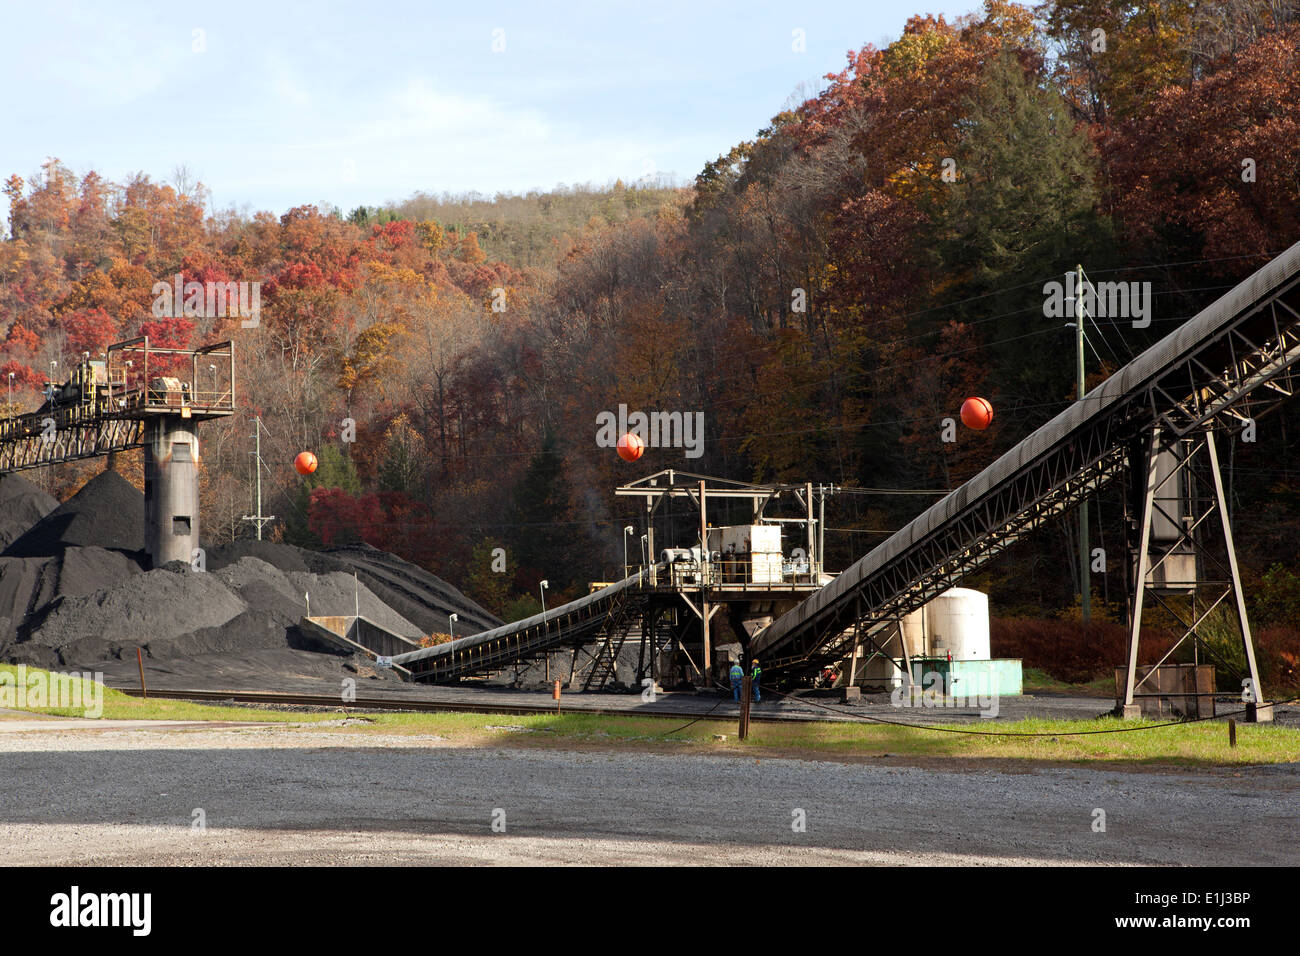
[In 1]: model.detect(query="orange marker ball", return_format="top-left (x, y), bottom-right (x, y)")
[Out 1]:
top-left (960, 397), bottom-right (993, 430)
top-left (616, 432), bottom-right (645, 462)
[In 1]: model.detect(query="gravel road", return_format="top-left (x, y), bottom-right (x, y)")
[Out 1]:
top-left (1, 725), bottom-right (1295, 865)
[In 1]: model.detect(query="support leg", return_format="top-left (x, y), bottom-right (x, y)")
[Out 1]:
top-left (1206, 430), bottom-right (1271, 722)
top-left (1123, 431), bottom-right (1160, 718)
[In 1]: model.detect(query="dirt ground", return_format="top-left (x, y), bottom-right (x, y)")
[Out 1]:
top-left (1, 722), bottom-right (1295, 866)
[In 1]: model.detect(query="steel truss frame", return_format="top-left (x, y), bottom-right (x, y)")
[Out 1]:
top-left (0, 417), bottom-right (145, 472)
top-left (403, 586), bottom-right (647, 684)
top-left (762, 427), bottom-right (1130, 674)
top-left (1121, 426), bottom-right (1266, 716)
top-left (0, 338), bottom-right (235, 474)
top-left (841, 612), bottom-right (914, 690)
top-left (759, 266), bottom-right (1300, 685)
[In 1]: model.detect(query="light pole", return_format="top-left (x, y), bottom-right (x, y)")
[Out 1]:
top-left (623, 525), bottom-right (634, 578)
top-left (539, 580), bottom-right (551, 649)
top-left (538, 580), bottom-right (552, 687)
top-left (6, 372), bottom-right (12, 415)
top-left (640, 534), bottom-right (648, 569)
top-left (448, 612), bottom-right (458, 640)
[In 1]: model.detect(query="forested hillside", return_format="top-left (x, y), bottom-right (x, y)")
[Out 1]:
top-left (3, 0), bottom-right (1300, 653)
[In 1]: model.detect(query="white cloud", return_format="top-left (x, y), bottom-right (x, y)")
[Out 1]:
top-left (213, 74), bottom-right (685, 204)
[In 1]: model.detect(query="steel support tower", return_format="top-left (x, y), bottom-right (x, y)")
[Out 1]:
top-left (0, 337), bottom-right (235, 568)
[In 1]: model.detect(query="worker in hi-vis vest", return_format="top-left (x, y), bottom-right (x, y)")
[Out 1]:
top-left (729, 659), bottom-right (744, 701)
top-left (751, 659), bottom-right (762, 702)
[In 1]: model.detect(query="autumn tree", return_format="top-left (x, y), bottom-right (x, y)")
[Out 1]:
top-left (1101, 25), bottom-right (1300, 262)
top-left (463, 537), bottom-right (511, 617)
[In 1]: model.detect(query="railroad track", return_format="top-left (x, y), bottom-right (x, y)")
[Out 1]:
top-left (114, 686), bottom-right (843, 723)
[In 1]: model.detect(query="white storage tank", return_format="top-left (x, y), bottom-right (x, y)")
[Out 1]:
top-left (852, 589), bottom-right (988, 689)
top-left (900, 609), bottom-right (926, 658)
top-left (926, 588), bottom-right (990, 660)
top-left (902, 588), bottom-right (990, 659)
top-left (854, 588), bottom-right (999, 692)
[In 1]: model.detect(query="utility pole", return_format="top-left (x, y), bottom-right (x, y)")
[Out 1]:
top-left (699, 480), bottom-right (711, 687)
top-left (242, 415), bottom-right (275, 540)
top-left (818, 484), bottom-right (828, 579)
top-left (1076, 264), bottom-right (1091, 623)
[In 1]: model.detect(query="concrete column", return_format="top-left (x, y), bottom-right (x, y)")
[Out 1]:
top-left (143, 416), bottom-right (200, 568)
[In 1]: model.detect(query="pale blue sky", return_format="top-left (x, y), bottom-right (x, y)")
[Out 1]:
top-left (4, 0), bottom-right (977, 222)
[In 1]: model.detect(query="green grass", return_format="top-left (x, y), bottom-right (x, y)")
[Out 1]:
top-left (2, 665), bottom-right (1296, 766)
top-left (340, 709), bottom-right (1300, 767)
top-left (0, 665), bottom-right (338, 724)
top-left (1021, 667), bottom-right (1114, 697)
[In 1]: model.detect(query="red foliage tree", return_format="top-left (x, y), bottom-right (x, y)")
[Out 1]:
top-left (1101, 26), bottom-right (1300, 261)
top-left (3, 322), bottom-right (41, 360)
top-left (0, 359), bottom-right (44, 393)
top-left (62, 306), bottom-right (117, 357)
top-left (308, 487), bottom-right (385, 547)
top-left (138, 315), bottom-right (195, 349)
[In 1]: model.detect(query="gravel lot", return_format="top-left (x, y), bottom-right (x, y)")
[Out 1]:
top-left (1, 724), bottom-right (1296, 865)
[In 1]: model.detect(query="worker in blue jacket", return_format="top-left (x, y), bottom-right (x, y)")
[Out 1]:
top-left (729, 659), bottom-right (744, 701)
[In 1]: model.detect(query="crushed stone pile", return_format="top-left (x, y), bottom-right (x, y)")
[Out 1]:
top-left (0, 471), bottom-right (500, 674)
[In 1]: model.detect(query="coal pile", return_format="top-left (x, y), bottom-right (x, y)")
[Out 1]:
top-left (208, 539), bottom-right (502, 636)
top-left (207, 539), bottom-right (311, 574)
top-left (0, 470), bottom-right (501, 678)
top-left (0, 547), bottom-right (146, 650)
top-left (313, 543), bottom-right (501, 635)
top-left (0, 474), bottom-right (58, 551)
top-left (17, 565), bottom-right (248, 667)
top-left (4, 470), bottom-right (144, 557)
top-left (0, 471), bottom-right (149, 651)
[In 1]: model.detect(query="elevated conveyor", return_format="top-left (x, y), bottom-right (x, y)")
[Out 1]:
top-left (0, 338), bottom-right (235, 568)
top-left (752, 241), bottom-right (1300, 678)
top-left (392, 241), bottom-right (1300, 690)
top-left (392, 568), bottom-right (657, 683)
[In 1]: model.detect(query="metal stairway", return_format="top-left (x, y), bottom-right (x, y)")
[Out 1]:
top-left (582, 592), bottom-right (638, 691)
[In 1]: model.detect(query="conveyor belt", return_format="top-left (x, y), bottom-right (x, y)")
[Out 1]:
top-left (392, 242), bottom-right (1300, 686)
top-left (752, 241), bottom-right (1300, 676)
top-left (392, 567), bottom-right (657, 682)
